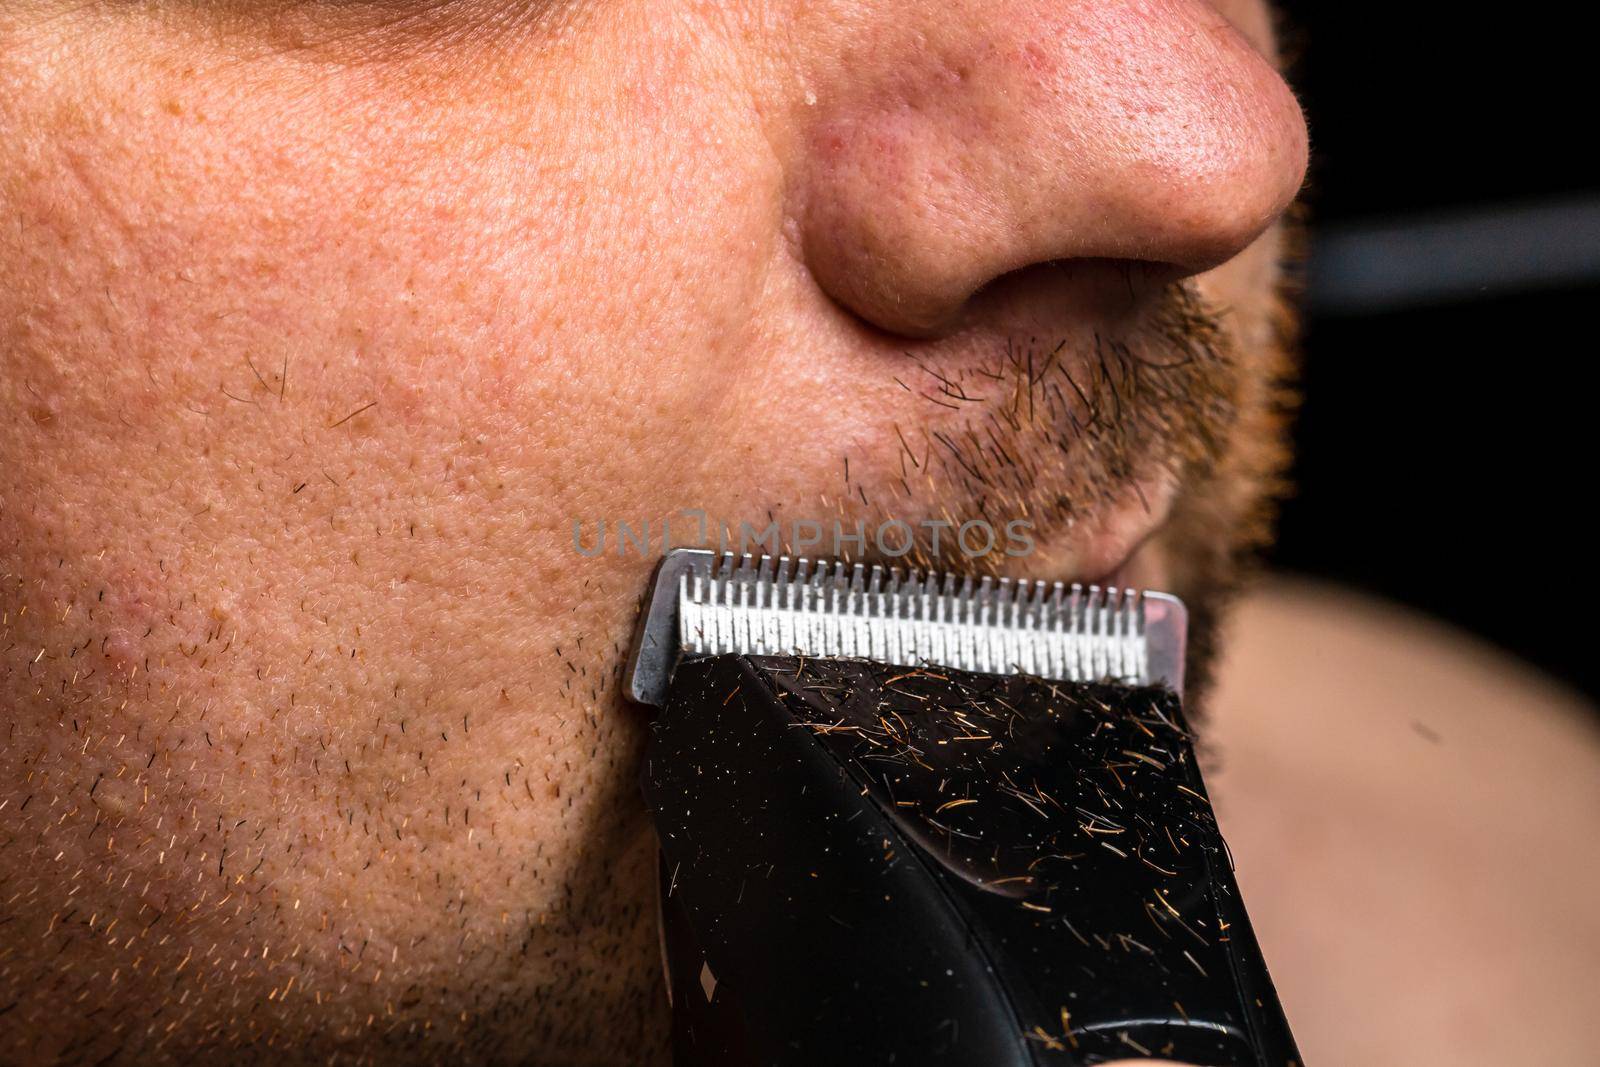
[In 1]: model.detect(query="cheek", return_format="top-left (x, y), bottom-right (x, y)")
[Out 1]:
top-left (2, 16), bottom-right (786, 544)
top-left (0, 1), bottom-right (790, 883)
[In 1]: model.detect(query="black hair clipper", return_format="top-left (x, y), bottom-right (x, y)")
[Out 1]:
top-left (624, 549), bottom-right (1301, 1066)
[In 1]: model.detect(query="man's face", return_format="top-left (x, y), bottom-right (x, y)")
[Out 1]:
top-left (0, 1), bottom-right (1305, 1061)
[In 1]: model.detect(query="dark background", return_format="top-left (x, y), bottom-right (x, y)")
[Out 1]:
top-left (1270, 6), bottom-right (1596, 700)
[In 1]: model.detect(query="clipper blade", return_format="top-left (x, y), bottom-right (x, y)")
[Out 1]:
top-left (624, 548), bottom-right (1187, 707)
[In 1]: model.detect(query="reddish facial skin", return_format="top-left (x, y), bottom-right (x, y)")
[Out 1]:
top-left (0, 1), bottom-right (1308, 1063)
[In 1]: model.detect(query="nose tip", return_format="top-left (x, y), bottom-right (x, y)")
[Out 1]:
top-left (793, 1), bottom-right (1309, 340)
top-left (1116, 58), bottom-right (1310, 277)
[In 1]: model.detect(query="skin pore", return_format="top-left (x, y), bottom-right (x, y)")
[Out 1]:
top-left (0, 0), bottom-right (1367, 1062)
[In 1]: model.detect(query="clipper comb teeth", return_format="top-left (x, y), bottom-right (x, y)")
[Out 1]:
top-left (624, 548), bottom-right (1188, 707)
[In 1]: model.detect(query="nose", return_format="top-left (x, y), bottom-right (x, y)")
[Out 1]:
top-left (792, 0), bottom-right (1309, 338)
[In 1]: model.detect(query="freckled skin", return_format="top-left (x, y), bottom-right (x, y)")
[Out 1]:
top-left (0, 1), bottom-right (1310, 1064)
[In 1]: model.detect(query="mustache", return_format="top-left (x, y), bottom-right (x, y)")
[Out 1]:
top-left (822, 279), bottom-right (1242, 575)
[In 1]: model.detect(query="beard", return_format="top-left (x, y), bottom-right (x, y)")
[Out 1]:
top-left (1151, 279), bottom-right (1300, 705)
top-left (793, 274), bottom-right (1302, 711)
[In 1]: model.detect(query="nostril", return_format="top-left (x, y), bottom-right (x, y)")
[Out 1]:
top-left (958, 256), bottom-right (1197, 331)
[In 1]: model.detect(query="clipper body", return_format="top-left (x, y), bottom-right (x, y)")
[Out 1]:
top-left (629, 551), bottom-right (1299, 1066)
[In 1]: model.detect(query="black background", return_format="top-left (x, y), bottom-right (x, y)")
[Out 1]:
top-left (1269, 6), bottom-right (1595, 700)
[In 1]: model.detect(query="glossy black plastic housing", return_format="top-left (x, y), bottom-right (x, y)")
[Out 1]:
top-left (644, 655), bottom-right (1300, 1066)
